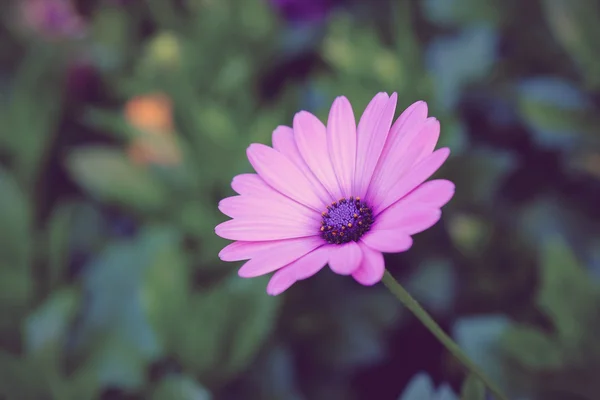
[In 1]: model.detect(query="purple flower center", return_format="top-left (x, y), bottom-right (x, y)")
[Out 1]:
top-left (320, 196), bottom-right (374, 244)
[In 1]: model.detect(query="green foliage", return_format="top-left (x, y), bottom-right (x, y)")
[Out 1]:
top-left (1, 0), bottom-right (600, 398)
top-left (460, 374), bottom-right (486, 400)
top-left (66, 147), bottom-right (168, 213)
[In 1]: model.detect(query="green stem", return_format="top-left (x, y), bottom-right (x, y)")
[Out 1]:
top-left (381, 270), bottom-right (509, 400)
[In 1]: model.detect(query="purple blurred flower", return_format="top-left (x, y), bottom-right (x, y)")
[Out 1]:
top-left (269, 0), bottom-right (338, 23)
top-left (19, 0), bottom-right (86, 40)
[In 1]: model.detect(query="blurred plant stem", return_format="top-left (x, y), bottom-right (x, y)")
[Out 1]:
top-left (381, 270), bottom-right (509, 400)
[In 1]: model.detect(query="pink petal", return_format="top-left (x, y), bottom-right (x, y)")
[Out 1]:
top-left (271, 125), bottom-right (331, 204)
top-left (415, 118), bottom-right (441, 163)
top-left (231, 173), bottom-right (269, 196)
top-left (374, 148), bottom-right (451, 214)
top-left (366, 101), bottom-right (428, 205)
top-left (266, 246), bottom-right (330, 295)
top-left (218, 195), bottom-right (316, 224)
top-left (395, 179), bottom-right (455, 209)
top-left (247, 143), bottom-right (324, 212)
top-left (327, 96), bottom-right (357, 197)
top-left (354, 93), bottom-right (398, 198)
top-left (293, 111), bottom-right (342, 200)
top-left (328, 241), bottom-right (363, 275)
top-left (219, 238), bottom-right (306, 261)
top-left (352, 243), bottom-right (385, 286)
top-left (376, 206), bottom-right (442, 234)
top-left (369, 117), bottom-right (440, 211)
top-left (361, 230), bottom-right (413, 253)
top-left (237, 236), bottom-right (324, 277)
top-left (215, 217), bottom-right (319, 241)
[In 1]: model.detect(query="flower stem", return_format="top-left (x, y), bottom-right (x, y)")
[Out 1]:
top-left (381, 269), bottom-right (509, 400)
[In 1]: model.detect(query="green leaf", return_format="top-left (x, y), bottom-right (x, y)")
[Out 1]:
top-left (24, 288), bottom-right (80, 355)
top-left (542, 0), bottom-right (600, 89)
top-left (65, 146), bottom-right (167, 212)
top-left (537, 236), bottom-right (600, 344)
top-left (172, 276), bottom-right (280, 384)
top-left (1, 45), bottom-right (64, 188)
top-left (0, 167), bottom-right (32, 270)
top-left (460, 373), bottom-right (486, 400)
top-left (150, 375), bottom-right (212, 400)
top-left (501, 325), bottom-right (563, 370)
top-left (0, 168), bottom-right (34, 336)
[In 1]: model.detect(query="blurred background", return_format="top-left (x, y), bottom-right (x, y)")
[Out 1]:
top-left (1, 0), bottom-right (600, 399)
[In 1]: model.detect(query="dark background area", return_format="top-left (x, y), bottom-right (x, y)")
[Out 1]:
top-left (1, 0), bottom-right (600, 399)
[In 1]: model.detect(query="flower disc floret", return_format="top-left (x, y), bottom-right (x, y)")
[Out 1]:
top-left (320, 196), bottom-right (373, 244)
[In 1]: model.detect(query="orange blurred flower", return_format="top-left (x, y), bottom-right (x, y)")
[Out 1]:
top-left (124, 93), bottom-right (181, 166)
top-left (124, 93), bottom-right (174, 134)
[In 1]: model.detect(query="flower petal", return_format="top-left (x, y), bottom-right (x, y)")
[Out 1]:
top-left (376, 206), bottom-right (442, 235)
top-left (354, 92), bottom-right (397, 198)
top-left (395, 179), bottom-right (455, 209)
top-left (247, 143), bottom-right (324, 211)
top-left (352, 243), bottom-right (385, 286)
top-left (219, 238), bottom-right (305, 262)
top-left (266, 246), bottom-right (330, 295)
top-left (293, 111), bottom-right (342, 199)
top-left (237, 236), bottom-right (324, 277)
top-left (366, 101), bottom-right (428, 205)
top-left (328, 241), bottom-right (363, 275)
top-left (230, 173), bottom-right (268, 196)
top-left (272, 125), bottom-right (331, 204)
top-left (361, 230), bottom-right (413, 253)
top-left (375, 147), bottom-right (451, 214)
top-left (327, 96), bottom-right (357, 196)
top-left (218, 195), bottom-right (316, 223)
top-left (215, 217), bottom-right (319, 241)
top-left (369, 117), bottom-right (439, 211)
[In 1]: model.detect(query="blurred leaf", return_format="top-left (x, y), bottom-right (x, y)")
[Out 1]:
top-left (81, 107), bottom-right (138, 140)
top-left (398, 373), bottom-right (435, 400)
top-left (1, 45), bottom-right (63, 187)
top-left (537, 236), bottom-right (600, 344)
top-left (423, 0), bottom-right (505, 27)
top-left (66, 146), bottom-right (167, 212)
top-left (71, 228), bottom-right (175, 389)
top-left (517, 77), bottom-right (600, 149)
top-left (89, 6), bottom-right (133, 71)
top-left (171, 276), bottom-right (280, 384)
top-left (24, 288), bottom-right (79, 354)
top-left (501, 325), bottom-right (563, 370)
top-left (426, 26), bottom-right (498, 109)
top-left (399, 374), bottom-right (458, 400)
top-left (45, 201), bottom-right (88, 288)
top-left (447, 214), bottom-right (493, 257)
top-left (542, 0), bottom-right (600, 89)
top-left (445, 149), bottom-right (518, 206)
top-left (460, 373), bottom-right (486, 400)
top-left (0, 168), bottom-right (33, 336)
top-left (150, 375), bottom-right (212, 400)
top-left (405, 259), bottom-right (457, 315)
top-left (0, 167), bottom-right (32, 270)
top-left (453, 315), bottom-right (510, 392)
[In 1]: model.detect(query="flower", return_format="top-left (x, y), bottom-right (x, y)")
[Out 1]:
top-left (216, 93), bottom-right (454, 295)
top-left (18, 0), bottom-right (86, 40)
top-left (124, 93), bottom-right (181, 166)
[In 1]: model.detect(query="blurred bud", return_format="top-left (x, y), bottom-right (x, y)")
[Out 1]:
top-left (18, 0), bottom-right (86, 40)
top-left (124, 93), bottom-right (182, 166)
top-left (146, 32), bottom-right (182, 71)
top-left (124, 93), bottom-right (174, 134)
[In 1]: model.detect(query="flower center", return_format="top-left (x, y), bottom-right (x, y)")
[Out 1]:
top-left (320, 196), bottom-right (374, 244)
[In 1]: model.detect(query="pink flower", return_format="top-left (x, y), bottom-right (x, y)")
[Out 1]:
top-left (216, 93), bottom-right (454, 295)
